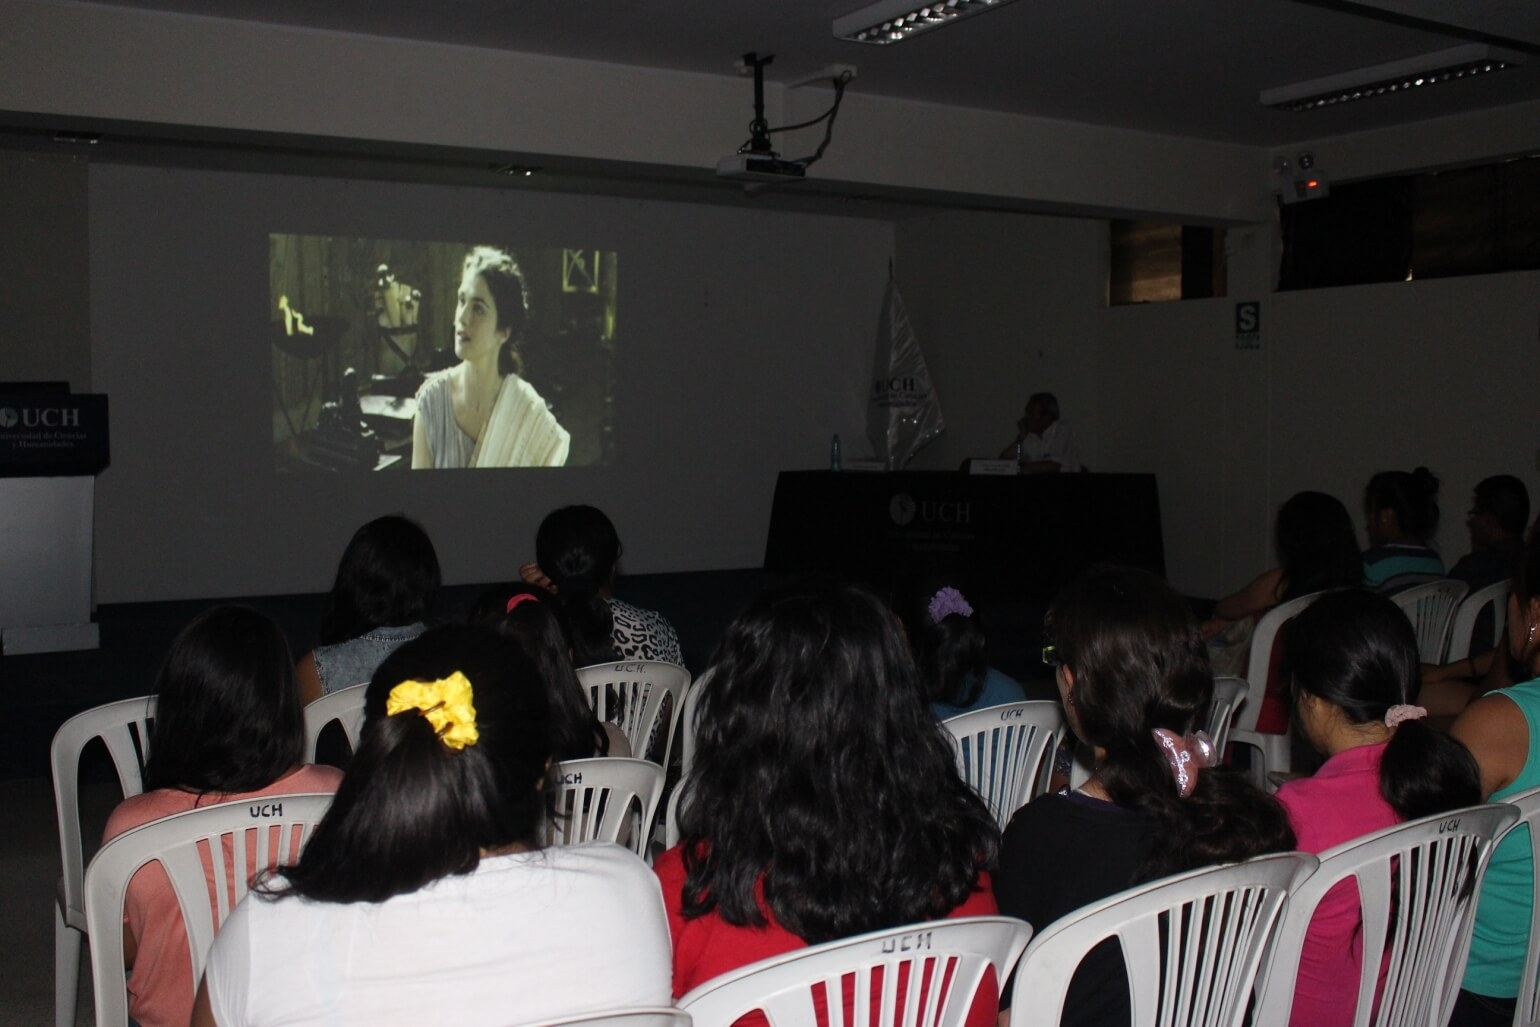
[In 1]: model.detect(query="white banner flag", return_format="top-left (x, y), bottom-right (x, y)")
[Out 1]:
top-left (866, 268), bottom-right (944, 470)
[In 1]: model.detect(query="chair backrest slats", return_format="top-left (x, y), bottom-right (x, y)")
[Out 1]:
top-left (576, 661), bottom-right (690, 768)
top-left (51, 696), bottom-right (159, 923)
top-left (1013, 853), bottom-right (1317, 1027)
top-left (941, 701), bottom-right (1065, 829)
top-left (301, 682), bottom-right (368, 763)
top-left (84, 792), bottom-right (335, 1026)
top-left (1253, 803), bottom-right (1519, 1027)
top-left (1207, 677), bottom-right (1249, 757)
top-left (678, 916), bottom-right (1031, 1027)
top-left (1445, 580), bottom-right (1511, 664)
top-left (1388, 579), bottom-right (1469, 665)
top-left (547, 757), bottom-right (666, 858)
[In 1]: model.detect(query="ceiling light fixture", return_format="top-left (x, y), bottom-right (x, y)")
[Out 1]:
top-left (1261, 44), bottom-right (1526, 112)
top-left (833, 0), bottom-right (1024, 45)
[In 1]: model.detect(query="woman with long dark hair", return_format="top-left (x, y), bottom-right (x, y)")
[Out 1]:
top-left (1204, 491), bottom-right (1360, 655)
top-left (296, 514), bottom-right (440, 704)
top-left (656, 578), bottom-right (1000, 1022)
top-left (1447, 536), bottom-right (1540, 1027)
top-left (1275, 589), bottom-right (1481, 1026)
top-left (1362, 467), bottom-right (1444, 589)
top-left (522, 504), bottom-right (682, 666)
top-left (995, 565), bottom-right (1295, 1027)
top-left (469, 583), bottom-right (629, 759)
top-left (102, 606), bottom-right (342, 1027)
top-left (195, 624), bottom-right (670, 1026)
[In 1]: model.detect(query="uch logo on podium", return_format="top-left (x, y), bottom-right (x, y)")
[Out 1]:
top-left (0, 393), bottom-right (109, 476)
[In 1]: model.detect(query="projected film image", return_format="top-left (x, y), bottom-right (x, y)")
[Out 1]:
top-left (271, 235), bottom-right (617, 470)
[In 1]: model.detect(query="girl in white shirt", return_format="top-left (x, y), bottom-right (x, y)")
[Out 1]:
top-left (194, 624), bottom-right (671, 1027)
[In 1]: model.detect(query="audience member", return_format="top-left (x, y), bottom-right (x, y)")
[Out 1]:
top-left (994, 565), bottom-right (1295, 1027)
top-left (1447, 535), bottom-right (1540, 1027)
top-left (297, 514), bottom-right (440, 704)
top-left (1361, 468), bottom-right (1444, 589)
top-left (1275, 589), bottom-right (1481, 1027)
top-left (657, 578), bottom-right (1000, 1025)
top-left (521, 504), bottom-right (683, 665)
top-left (196, 624), bottom-right (670, 1026)
top-left (102, 606), bottom-right (342, 1027)
top-left (897, 583), bottom-right (1025, 719)
top-left (1204, 490), bottom-right (1361, 686)
top-left (1450, 475), bottom-right (1530, 591)
top-left (1416, 505), bottom-right (1540, 714)
top-left (998, 391), bottom-right (1081, 472)
top-left (469, 583), bottom-right (629, 759)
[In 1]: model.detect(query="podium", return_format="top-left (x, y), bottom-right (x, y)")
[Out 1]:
top-left (763, 470), bottom-right (1165, 601)
top-left (0, 388), bottom-right (110, 654)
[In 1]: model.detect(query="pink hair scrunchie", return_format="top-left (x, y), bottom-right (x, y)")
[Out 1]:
top-left (505, 592), bottom-right (541, 613)
top-left (1152, 728), bottom-right (1217, 798)
top-left (1384, 704), bottom-right (1428, 729)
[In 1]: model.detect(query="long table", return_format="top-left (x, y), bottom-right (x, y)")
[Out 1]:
top-left (763, 470), bottom-right (1165, 601)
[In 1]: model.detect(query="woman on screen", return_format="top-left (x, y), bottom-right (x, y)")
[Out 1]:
top-left (411, 246), bottom-right (570, 468)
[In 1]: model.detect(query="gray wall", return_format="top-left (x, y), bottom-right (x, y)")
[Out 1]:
top-left (85, 165), bottom-right (892, 602)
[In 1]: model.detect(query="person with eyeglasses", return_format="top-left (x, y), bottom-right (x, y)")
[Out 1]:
top-left (994, 565), bottom-right (1294, 1027)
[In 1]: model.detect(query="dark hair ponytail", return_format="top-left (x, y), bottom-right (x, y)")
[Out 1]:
top-left (1049, 566), bottom-right (1295, 881)
top-left (535, 506), bottom-right (620, 666)
top-left (265, 625), bottom-right (552, 904)
top-left (469, 584), bottom-right (609, 760)
top-left (1283, 589), bottom-right (1480, 821)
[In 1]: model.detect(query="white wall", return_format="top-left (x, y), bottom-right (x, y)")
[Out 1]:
top-left (87, 165), bottom-right (893, 602)
top-left (0, 0), bottom-right (1270, 223)
top-left (1098, 266), bottom-right (1540, 598)
top-left (894, 211), bottom-right (1103, 472)
top-left (893, 209), bottom-right (1540, 599)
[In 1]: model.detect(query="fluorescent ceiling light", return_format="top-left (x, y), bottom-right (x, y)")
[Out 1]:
top-left (1261, 44), bottom-right (1526, 112)
top-left (833, 0), bottom-right (1024, 45)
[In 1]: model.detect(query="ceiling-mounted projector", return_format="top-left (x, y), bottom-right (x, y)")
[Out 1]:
top-left (716, 152), bottom-right (807, 183)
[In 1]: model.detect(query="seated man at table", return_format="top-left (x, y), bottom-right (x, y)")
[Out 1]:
top-left (998, 392), bottom-right (1081, 473)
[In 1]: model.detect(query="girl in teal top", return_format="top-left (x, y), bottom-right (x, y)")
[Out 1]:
top-left (1450, 536), bottom-right (1540, 1026)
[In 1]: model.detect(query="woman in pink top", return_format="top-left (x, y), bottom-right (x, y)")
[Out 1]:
top-left (1275, 589), bottom-right (1481, 1027)
top-left (100, 606), bottom-right (342, 1027)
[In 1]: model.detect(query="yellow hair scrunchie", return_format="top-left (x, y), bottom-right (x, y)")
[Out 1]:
top-left (385, 672), bottom-right (480, 750)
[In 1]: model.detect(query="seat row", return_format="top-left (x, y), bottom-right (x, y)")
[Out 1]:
top-left (51, 659), bottom-right (692, 1027)
top-left (80, 790), bottom-right (1540, 1027)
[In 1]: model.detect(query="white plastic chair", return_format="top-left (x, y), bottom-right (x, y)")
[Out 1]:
top-left (679, 916), bottom-right (1031, 1026)
top-left (1207, 676), bottom-right (1249, 758)
top-left (1229, 591), bottom-right (1328, 788)
top-left (547, 757), bottom-right (667, 858)
top-left (677, 667), bottom-right (711, 779)
top-left (49, 695), bottom-right (156, 1027)
top-left (1497, 787), bottom-right (1540, 1027)
top-left (302, 682), bottom-right (368, 762)
top-left (1011, 852), bottom-right (1318, 1027)
top-left (576, 661), bottom-right (690, 767)
top-left (1389, 578), bottom-right (1470, 665)
top-left (1445, 580), bottom-right (1511, 663)
top-left (83, 792), bottom-right (335, 1027)
top-left (941, 701), bottom-right (1065, 829)
top-left (516, 1011), bottom-right (692, 1027)
top-left (1254, 803), bottom-right (1518, 1027)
